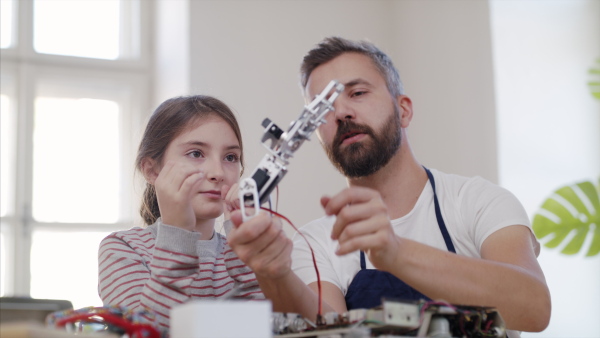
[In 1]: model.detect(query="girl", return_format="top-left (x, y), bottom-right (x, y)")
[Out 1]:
top-left (98, 95), bottom-right (264, 331)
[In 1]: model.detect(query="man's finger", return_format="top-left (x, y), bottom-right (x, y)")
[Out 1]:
top-left (323, 187), bottom-right (376, 216)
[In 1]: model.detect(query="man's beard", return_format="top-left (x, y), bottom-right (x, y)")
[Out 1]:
top-left (324, 103), bottom-right (402, 178)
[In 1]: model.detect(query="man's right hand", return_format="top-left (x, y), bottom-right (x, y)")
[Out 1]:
top-left (228, 210), bottom-right (293, 280)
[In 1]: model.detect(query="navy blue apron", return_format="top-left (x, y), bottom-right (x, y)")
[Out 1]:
top-left (344, 167), bottom-right (456, 310)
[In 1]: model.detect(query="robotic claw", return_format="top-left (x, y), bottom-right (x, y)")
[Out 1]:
top-left (239, 80), bottom-right (345, 220)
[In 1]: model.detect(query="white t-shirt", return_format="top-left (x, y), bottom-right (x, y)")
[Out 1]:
top-left (291, 169), bottom-right (535, 338)
top-left (291, 168), bottom-right (538, 294)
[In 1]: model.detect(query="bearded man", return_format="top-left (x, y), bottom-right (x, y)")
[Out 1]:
top-left (228, 36), bottom-right (551, 337)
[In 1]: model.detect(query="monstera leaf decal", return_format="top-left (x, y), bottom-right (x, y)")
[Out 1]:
top-left (590, 57), bottom-right (600, 100)
top-left (532, 179), bottom-right (600, 257)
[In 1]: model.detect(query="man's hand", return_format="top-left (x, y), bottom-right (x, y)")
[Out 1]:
top-left (322, 187), bottom-right (401, 271)
top-left (228, 210), bottom-right (293, 279)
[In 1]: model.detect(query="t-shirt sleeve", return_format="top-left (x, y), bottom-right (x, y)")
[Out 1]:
top-left (291, 218), bottom-right (343, 289)
top-left (459, 177), bottom-right (539, 255)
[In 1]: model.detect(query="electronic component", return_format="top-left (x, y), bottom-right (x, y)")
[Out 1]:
top-left (239, 80), bottom-right (344, 220)
top-left (272, 299), bottom-right (506, 338)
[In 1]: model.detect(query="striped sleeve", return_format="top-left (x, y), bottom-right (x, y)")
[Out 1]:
top-left (98, 222), bottom-right (202, 329)
top-left (222, 242), bottom-right (264, 300)
top-left (221, 220), bottom-right (264, 300)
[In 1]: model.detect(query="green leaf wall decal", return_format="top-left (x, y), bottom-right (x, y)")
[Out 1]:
top-left (590, 57), bottom-right (600, 100)
top-left (532, 178), bottom-right (600, 257)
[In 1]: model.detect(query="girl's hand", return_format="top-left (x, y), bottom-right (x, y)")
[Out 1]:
top-left (154, 160), bottom-right (205, 231)
top-left (221, 183), bottom-right (240, 221)
top-left (228, 210), bottom-right (292, 280)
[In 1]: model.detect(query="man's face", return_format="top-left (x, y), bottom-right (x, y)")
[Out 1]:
top-left (305, 53), bottom-right (402, 178)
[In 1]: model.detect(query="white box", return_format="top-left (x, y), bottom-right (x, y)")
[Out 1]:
top-left (171, 300), bottom-right (272, 338)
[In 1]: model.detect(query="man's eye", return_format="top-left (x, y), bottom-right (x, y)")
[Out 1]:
top-left (351, 91), bottom-right (367, 98)
top-left (224, 154), bottom-right (239, 162)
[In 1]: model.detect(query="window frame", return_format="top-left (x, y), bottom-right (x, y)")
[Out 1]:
top-left (0, 0), bottom-right (153, 298)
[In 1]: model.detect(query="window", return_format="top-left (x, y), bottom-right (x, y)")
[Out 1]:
top-left (0, 0), bottom-right (151, 309)
top-left (1, 0), bottom-right (15, 49)
top-left (33, 0), bottom-right (121, 59)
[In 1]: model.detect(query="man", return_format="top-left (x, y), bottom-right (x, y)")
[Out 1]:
top-left (227, 36), bottom-right (551, 335)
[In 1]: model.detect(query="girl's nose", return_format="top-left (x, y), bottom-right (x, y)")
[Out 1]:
top-left (205, 159), bottom-right (224, 183)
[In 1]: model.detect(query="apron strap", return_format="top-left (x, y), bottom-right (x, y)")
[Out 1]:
top-left (424, 167), bottom-right (456, 253)
top-left (360, 250), bottom-right (366, 270)
top-left (358, 167), bottom-right (456, 272)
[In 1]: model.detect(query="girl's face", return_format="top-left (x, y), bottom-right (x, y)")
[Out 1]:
top-left (160, 115), bottom-right (242, 221)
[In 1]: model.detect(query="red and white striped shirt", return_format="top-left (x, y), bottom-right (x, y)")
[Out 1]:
top-left (98, 219), bottom-right (264, 330)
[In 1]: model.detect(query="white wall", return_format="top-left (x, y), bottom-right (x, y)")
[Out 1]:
top-left (154, 0), bottom-right (190, 104)
top-left (391, 0), bottom-right (498, 182)
top-left (176, 0), bottom-right (498, 230)
top-left (491, 1), bottom-right (600, 337)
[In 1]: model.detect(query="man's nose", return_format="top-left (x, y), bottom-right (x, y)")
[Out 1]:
top-left (333, 98), bottom-right (355, 123)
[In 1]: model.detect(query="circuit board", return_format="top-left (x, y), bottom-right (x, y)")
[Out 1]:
top-left (272, 298), bottom-right (506, 338)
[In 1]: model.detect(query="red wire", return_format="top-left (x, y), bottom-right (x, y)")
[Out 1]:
top-left (55, 312), bottom-right (160, 338)
top-left (275, 186), bottom-right (279, 212)
top-left (260, 207), bottom-right (323, 322)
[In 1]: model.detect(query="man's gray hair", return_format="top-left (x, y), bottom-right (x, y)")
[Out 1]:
top-left (300, 36), bottom-right (404, 97)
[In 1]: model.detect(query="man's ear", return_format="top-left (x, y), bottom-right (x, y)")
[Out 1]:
top-left (396, 95), bottom-right (413, 128)
top-left (141, 158), bottom-right (159, 184)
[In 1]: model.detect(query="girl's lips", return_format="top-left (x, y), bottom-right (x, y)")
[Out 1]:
top-left (200, 190), bottom-right (221, 199)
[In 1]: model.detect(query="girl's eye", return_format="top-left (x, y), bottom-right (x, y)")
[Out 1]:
top-left (224, 154), bottom-right (239, 163)
top-left (188, 150), bottom-right (204, 158)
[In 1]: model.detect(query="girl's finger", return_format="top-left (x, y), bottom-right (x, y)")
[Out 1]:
top-left (180, 171), bottom-right (206, 199)
top-left (223, 183), bottom-right (240, 210)
top-left (156, 161), bottom-right (203, 193)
